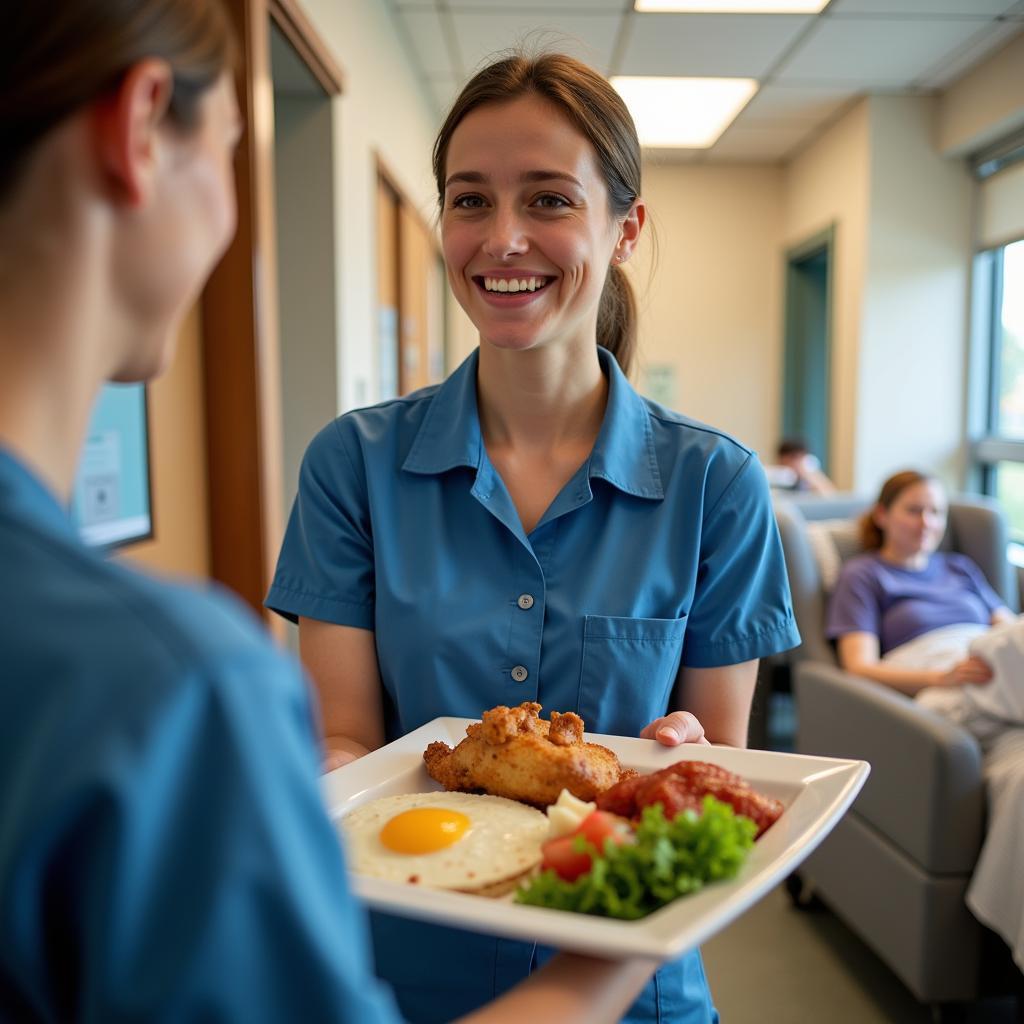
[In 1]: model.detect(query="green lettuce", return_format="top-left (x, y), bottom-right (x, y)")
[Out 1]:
top-left (514, 796), bottom-right (757, 920)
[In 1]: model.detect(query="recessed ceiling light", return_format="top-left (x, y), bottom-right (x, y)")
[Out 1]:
top-left (611, 76), bottom-right (758, 148)
top-left (635, 0), bottom-right (828, 12)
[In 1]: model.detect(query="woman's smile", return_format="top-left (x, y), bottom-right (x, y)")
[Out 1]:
top-left (441, 93), bottom-right (621, 353)
top-left (473, 273), bottom-right (556, 307)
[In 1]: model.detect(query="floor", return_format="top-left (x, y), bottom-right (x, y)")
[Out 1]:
top-left (702, 884), bottom-right (1018, 1023)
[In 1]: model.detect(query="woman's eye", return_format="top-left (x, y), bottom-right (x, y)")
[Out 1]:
top-left (451, 194), bottom-right (486, 209)
top-left (533, 193), bottom-right (570, 209)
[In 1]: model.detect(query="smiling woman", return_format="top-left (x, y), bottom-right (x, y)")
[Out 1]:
top-left (268, 48), bottom-right (800, 1024)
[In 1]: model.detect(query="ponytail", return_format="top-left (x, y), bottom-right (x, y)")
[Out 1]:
top-left (858, 513), bottom-right (884, 552)
top-left (597, 263), bottom-right (637, 376)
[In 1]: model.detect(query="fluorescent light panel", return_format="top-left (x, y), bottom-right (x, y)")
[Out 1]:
top-left (612, 76), bottom-right (758, 148)
top-left (635, 0), bottom-right (828, 12)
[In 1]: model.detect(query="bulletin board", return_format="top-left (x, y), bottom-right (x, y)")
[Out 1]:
top-left (70, 383), bottom-right (153, 548)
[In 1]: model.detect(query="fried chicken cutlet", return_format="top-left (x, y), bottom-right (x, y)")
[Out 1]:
top-left (423, 702), bottom-right (635, 808)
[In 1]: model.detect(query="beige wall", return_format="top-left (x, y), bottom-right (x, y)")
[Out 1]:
top-left (857, 95), bottom-right (973, 494)
top-left (636, 163), bottom-right (785, 458)
top-left (936, 30), bottom-right (1024, 158)
top-left (783, 99), bottom-right (870, 492)
top-left (301, 0), bottom-right (440, 412)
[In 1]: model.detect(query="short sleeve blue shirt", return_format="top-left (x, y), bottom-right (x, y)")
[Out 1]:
top-left (0, 448), bottom-right (401, 1024)
top-left (268, 347), bottom-right (799, 1024)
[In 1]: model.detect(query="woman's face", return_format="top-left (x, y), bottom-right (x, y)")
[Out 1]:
top-left (441, 93), bottom-right (635, 356)
top-left (111, 72), bottom-right (242, 382)
top-left (875, 480), bottom-right (948, 557)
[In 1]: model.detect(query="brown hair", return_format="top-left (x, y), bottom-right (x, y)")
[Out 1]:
top-left (0, 0), bottom-right (235, 204)
top-left (859, 470), bottom-right (938, 550)
top-left (432, 52), bottom-right (642, 375)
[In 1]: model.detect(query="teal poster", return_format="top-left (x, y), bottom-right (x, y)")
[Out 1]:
top-left (70, 383), bottom-right (152, 547)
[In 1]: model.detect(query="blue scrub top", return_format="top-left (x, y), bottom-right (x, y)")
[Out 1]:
top-left (0, 448), bottom-right (401, 1024)
top-left (268, 347), bottom-right (800, 1024)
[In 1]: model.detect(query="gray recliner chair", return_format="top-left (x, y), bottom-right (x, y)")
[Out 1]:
top-left (774, 492), bottom-right (1017, 1015)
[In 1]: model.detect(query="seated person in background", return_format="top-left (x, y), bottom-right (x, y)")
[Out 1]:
top-left (826, 469), bottom-right (1024, 975)
top-left (766, 437), bottom-right (836, 495)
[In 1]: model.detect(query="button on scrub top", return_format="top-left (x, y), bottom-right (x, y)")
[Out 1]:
top-left (0, 448), bottom-right (401, 1024)
top-left (268, 346), bottom-right (800, 1023)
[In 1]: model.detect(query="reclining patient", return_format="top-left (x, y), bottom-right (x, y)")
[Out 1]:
top-left (826, 469), bottom-right (1024, 975)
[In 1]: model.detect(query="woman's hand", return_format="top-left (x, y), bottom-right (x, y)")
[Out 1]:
top-left (639, 711), bottom-right (709, 747)
top-left (937, 656), bottom-right (993, 688)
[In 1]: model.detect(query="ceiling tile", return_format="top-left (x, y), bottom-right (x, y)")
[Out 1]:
top-left (451, 13), bottom-right (623, 76)
top-left (775, 15), bottom-right (990, 85)
top-left (705, 123), bottom-right (817, 161)
top-left (617, 13), bottom-right (813, 78)
top-left (398, 9), bottom-right (455, 76)
top-left (827, 0), bottom-right (1016, 15)
top-left (739, 83), bottom-right (856, 123)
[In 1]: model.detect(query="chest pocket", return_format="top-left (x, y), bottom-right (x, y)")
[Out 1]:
top-left (575, 614), bottom-right (687, 736)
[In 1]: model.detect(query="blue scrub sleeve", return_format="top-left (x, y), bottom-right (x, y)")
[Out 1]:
top-left (682, 455), bottom-right (800, 667)
top-left (63, 648), bottom-right (402, 1024)
top-left (267, 420), bottom-right (376, 629)
top-left (825, 560), bottom-right (882, 641)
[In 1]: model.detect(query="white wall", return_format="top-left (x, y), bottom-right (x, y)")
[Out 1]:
top-left (856, 95), bottom-right (973, 494)
top-left (275, 96), bottom-right (339, 520)
top-left (783, 99), bottom-right (870, 492)
top-left (636, 163), bottom-right (785, 458)
top-left (300, 0), bottom-right (440, 412)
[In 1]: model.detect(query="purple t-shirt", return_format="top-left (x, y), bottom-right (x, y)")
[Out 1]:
top-left (826, 551), bottom-right (1005, 655)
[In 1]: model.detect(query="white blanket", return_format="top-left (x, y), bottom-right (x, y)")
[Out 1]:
top-left (883, 621), bottom-right (1024, 970)
top-left (883, 621), bottom-right (1024, 735)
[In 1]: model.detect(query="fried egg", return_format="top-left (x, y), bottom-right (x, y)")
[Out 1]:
top-left (341, 791), bottom-right (548, 893)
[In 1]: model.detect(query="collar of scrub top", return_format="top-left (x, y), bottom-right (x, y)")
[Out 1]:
top-left (401, 346), bottom-right (665, 506)
top-left (0, 445), bottom-right (81, 543)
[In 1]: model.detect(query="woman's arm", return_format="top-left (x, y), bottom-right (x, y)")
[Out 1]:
top-left (458, 954), bottom-right (654, 1024)
top-left (836, 631), bottom-right (992, 695)
top-left (298, 617), bottom-right (386, 770)
top-left (641, 660), bottom-right (758, 749)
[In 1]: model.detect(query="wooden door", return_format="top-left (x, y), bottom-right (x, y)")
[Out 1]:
top-left (377, 178), bottom-right (401, 399)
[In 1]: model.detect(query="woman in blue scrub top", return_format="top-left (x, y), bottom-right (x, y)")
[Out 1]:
top-left (0, 7), bottom-right (655, 1021)
top-left (269, 53), bottom-right (800, 1024)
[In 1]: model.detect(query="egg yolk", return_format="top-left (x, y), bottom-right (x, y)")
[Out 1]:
top-left (379, 807), bottom-right (471, 854)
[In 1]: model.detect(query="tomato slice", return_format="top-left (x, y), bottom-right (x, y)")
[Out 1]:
top-left (575, 810), bottom-right (634, 853)
top-left (540, 812), bottom-right (635, 882)
top-left (540, 835), bottom-right (594, 882)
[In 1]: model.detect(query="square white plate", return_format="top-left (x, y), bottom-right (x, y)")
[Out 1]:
top-left (323, 718), bottom-right (868, 961)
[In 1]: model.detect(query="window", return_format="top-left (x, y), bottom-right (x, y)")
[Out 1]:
top-left (974, 238), bottom-right (1024, 546)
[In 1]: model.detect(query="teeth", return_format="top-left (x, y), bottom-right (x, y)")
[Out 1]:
top-left (483, 277), bottom-right (546, 293)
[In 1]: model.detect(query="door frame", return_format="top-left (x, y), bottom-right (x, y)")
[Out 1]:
top-left (781, 224), bottom-right (835, 473)
top-left (201, 0), bottom-right (343, 633)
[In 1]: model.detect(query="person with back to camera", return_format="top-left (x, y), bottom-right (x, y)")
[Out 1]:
top-left (0, 3), bottom-right (663, 1020)
top-left (267, 51), bottom-right (800, 1023)
top-left (826, 470), bottom-right (1024, 977)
